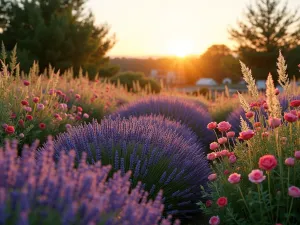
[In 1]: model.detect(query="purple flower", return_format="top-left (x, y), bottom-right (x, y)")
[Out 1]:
top-left (0, 138), bottom-right (178, 225)
top-left (39, 115), bottom-right (210, 219)
top-left (111, 96), bottom-right (214, 148)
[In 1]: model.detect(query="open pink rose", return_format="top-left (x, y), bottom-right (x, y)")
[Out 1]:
top-left (210, 142), bottom-right (219, 151)
top-left (259, 155), bottom-right (277, 171)
top-left (239, 130), bottom-right (255, 140)
top-left (228, 173), bottom-right (241, 184)
top-left (209, 216), bottom-right (220, 225)
top-left (248, 169), bottom-right (266, 184)
top-left (288, 186), bottom-right (300, 198)
top-left (217, 121), bottom-right (231, 132)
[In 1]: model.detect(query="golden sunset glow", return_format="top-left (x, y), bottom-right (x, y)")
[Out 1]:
top-left (167, 40), bottom-right (194, 58)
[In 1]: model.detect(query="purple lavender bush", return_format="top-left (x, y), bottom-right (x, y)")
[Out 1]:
top-left (39, 116), bottom-right (210, 219)
top-left (0, 138), bottom-right (179, 225)
top-left (227, 95), bottom-right (300, 135)
top-left (111, 96), bottom-right (214, 149)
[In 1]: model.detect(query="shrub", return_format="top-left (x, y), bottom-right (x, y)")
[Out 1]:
top-left (40, 116), bottom-right (210, 218)
top-left (111, 96), bottom-right (214, 149)
top-left (0, 138), bottom-right (179, 225)
top-left (199, 56), bottom-right (300, 225)
top-left (110, 71), bottom-right (161, 93)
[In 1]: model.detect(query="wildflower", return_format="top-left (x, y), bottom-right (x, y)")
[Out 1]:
top-left (228, 173), bottom-right (241, 184)
top-left (245, 111), bottom-right (254, 119)
top-left (254, 122), bottom-right (261, 128)
top-left (216, 197), bottom-right (228, 207)
top-left (259, 155), bottom-right (277, 171)
top-left (23, 80), bottom-right (30, 86)
top-left (83, 113), bottom-right (89, 119)
top-left (207, 153), bottom-right (216, 161)
top-left (229, 155), bottom-right (237, 164)
top-left (239, 130), bottom-right (255, 140)
top-left (26, 115), bottom-right (33, 121)
top-left (37, 103), bottom-right (45, 111)
top-left (54, 113), bottom-right (60, 119)
top-left (248, 169), bottom-right (266, 184)
top-left (75, 94), bottom-right (81, 99)
top-left (18, 119), bottom-right (24, 127)
top-left (65, 124), bottom-right (72, 129)
top-left (19, 133), bottom-right (24, 138)
top-left (56, 90), bottom-right (62, 95)
top-left (223, 170), bottom-right (229, 175)
top-left (43, 100), bottom-right (49, 105)
top-left (33, 97), bottom-right (39, 103)
top-left (5, 125), bottom-right (15, 134)
top-left (206, 200), bottom-right (213, 207)
top-left (268, 117), bottom-right (281, 128)
top-left (262, 132), bottom-right (269, 138)
top-left (75, 115), bottom-right (81, 121)
top-left (208, 174), bottom-right (217, 181)
top-left (39, 123), bottom-right (46, 130)
top-left (2, 123), bottom-right (8, 129)
top-left (226, 131), bottom-right (235, 138)
top-left (209, 216), bottom-right (220, 225)
top-left (207, 122), bottom-right (217, 130)
top-left (21, 100), bottom-right (29, 106)
top-left (217, 121), bottom-right (231, 132)
top-left (284, 112), bottom-right (298, 123)
top-left (49, 89), bottom-right (55, 95)
top-left (10, 113), bottom-right (16, 119)
top-left (290, 100), bottom-right (300, 108)
top-left (210, 142), bottom-right (219, 151)
top-left (274, 88), bottom-right (280, 95)
top-left (77, 106), bottom-right (83, 112)
top-left (218, 137), bottom-right (227, 145)
top-left (294, 151), bottom-right (300, 160)
top-left (288, 186), bottom-right (300, 198)
top-left (220, 149), bottom-right (229, 157)
top-left (24, 106), bottom-right (32, 112)
top-left (285, 158), bottom-right (295, 167)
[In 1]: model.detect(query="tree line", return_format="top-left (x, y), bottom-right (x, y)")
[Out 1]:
top-left (0, 0), bottom-right (300, 83)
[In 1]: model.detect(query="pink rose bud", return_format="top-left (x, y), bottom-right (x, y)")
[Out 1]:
top-left (218, 137), bottom-right (227, 145)
top-left (245, 111), bottom-right (254, 119)
top-left (226, 131), bottom-right (235, 138)
top-left (209, 142), bottom-right (219, 151)
top-left (285, 158), bottom-right (295, 167)
top-left (229, 155), bottom-right (237, 164)
top-left (288, 186), bottom-right (300, 198)
top-left (208, 173), bottom-right (217, 181)
top-left (207, 122), bottom-right (217, 130)
top-left (209, 216), bottom-right (220, 225)
top-left (294, 151), bottom-right (300, 160)
top-left (248, 169), bottom-right (266, 184)
top-left (228, 173), bottom-right (241, 184)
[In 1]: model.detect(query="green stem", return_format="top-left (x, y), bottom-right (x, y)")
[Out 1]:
top-left (257, 184), bottom-right (264, 222)
top-left (286, 198), bottom-right (294, 225)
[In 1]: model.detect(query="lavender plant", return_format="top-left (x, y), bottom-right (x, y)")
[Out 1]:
top-left (39, 115), bottom-right (210, 219)
top-left (0, 138), bottom-right (179, 225)
top-left (111, 96), bottom-right (214, 149)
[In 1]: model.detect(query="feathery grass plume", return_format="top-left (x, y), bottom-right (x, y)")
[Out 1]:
top-left (266, 73), bottom-right (281, 118)
top-left (1, 41), bottom-right (7, 63)
top-left (277, 51), bottom-right (290, 92)
top-left (238, 92), bottom-right (250, 112)
top-left (9, 45), bottom-right (17, 76)
top-left (225, 85), bottom-right (230, 98)
top-left (240, 116), bottom-right (249, 131)
top-left (240, 61), bottom-right (259, 98)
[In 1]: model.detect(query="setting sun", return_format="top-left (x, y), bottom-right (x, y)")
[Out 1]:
top-left (167, 40), bottom-right (194, 57)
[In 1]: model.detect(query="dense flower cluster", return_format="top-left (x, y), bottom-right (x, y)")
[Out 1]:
top-left (39, 116), bottom-right (210, 217)
top-left (0, 139), bottom-right (179, 225)
top-left (111, 96), bottom-right (214, 148)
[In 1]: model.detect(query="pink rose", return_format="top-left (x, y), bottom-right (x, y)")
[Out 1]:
top-left (210, 142), bottom-right (219, 151)
top-left (207, 122), bottom-right (217, 130)
top-left (220, 149), bottom-right (229, 157)
top-left (239, 130), bottom-right (255, 140)
top-left (288, 186), bottom-right (300, 198)
top-left (248, 169), bottom-right (266, 184)
top-left (245, 111), bottom-right (254, 119)
top-left (284, 112), bottom-right (298, 123)
top-left (268, 117), bottom-right (281, 128)
top-left (294, 151), bottom-right (300, 160)
top-left (208, 173), bottom-right (217, 181)
top-left (207, 153), bottom-right (216, 161)
top-left (209, 216), bottom-right (220, 225)
top-left (228, 173), bottom-right (241, 184)
top-left (285, 158), bottom-right (295, 167)
top-left (218, 137), bottom-right (227, 145)
top-left (229, 155), bottom-right (237, 164)
top-left (259, 155), bottom-right (277, 171)
top-left (226, 131), bottom-right (235, 138)
top-left (217, 121), bottom-right (231, 132)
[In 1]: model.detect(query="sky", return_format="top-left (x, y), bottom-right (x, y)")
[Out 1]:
top-left (86, 0), bottom-right (299, 58)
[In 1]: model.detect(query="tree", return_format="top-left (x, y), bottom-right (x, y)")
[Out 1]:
top-left (229, 0), bottom-right (300, 80)
top-left (198, 45), bottom-right (240, 83)
top-left (0, 0), bottom-right (118, 79)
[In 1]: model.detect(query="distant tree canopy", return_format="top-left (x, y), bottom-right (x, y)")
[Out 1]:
top-left (0, 0), bottom-right (118, 79)
top-left (198, 45), bottom-right (241, 83)
top-left (229, 0), bottom-right (300, 80)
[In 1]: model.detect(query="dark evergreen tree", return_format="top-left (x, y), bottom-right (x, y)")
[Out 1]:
top-left (0, 0), bottom-right (118, 79)
top-left (229, 0), bottom-right (300, 80)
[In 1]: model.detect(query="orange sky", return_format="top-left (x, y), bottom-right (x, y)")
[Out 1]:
top-left (87, 0), bottom-right (299, 58)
